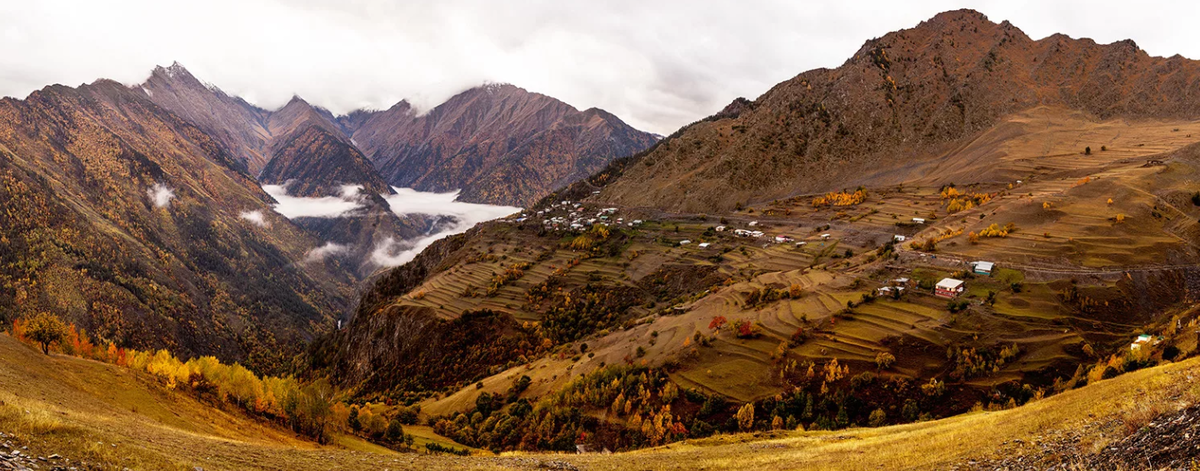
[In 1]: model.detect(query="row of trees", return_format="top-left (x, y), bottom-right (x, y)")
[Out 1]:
top-left (11, 313), bottom-right (340, 442)
top-left (812, 189), bottom-right (868, 207)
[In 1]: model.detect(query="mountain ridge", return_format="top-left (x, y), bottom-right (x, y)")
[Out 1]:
top-left (587, 9), bottom-right (1200, 212)
top-left (139, 65), bottom-right (657, 207)
top-left (0, 77), bottom-right (357, 374)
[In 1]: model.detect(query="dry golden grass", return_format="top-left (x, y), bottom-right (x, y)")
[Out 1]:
top-left (5, 327), bottom-right (1198, 470)
top-left (560, 355), bottom-right (1200, 470)
top-left (0, 333), bottom-right (499, 471)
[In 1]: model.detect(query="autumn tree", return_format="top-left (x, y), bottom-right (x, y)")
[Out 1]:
top-left (24, 312), bottom-right (68, 355)
top-left (869, 408), bottom-right (887, 427)
top-left (874, 352), bottom-right (896, 371)
top-left (736, 403), bottom-right (755, 431)
top-left (348, 406), bottom-right (362, 431)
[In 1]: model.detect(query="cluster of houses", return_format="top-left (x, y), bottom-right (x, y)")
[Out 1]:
top-left (876, 277), bottom-right (911, 296)
top-left (514, 201), bottom-right (643, 231)
top-left (732, 228), bottom-right (765, 238)
top-left (931, 261), bottom-right (996, 298)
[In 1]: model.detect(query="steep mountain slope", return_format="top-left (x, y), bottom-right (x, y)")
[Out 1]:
top-left (341, 84), bottom-right (658, 206)
top-left (0, 79), bottom-right (356, 374)
top-left (259, 97), bottom-right (394, 197)
top-left (594, 9), bottom-right (1200, 212)
top-left (143, 66), bottom-right (428, 274)
top-left (138, 62), bottom-right (273, 175)
top-left (329, 9), bottom-right (1200, 454)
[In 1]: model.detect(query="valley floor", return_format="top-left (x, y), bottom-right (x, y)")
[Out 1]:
top-left (2, 332), bottom-right (1199, 470)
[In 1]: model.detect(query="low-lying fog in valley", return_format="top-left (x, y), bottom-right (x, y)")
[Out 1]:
top-left (262, 184), bottom-right (520, 267)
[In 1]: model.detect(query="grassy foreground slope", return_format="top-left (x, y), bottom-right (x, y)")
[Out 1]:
top-left (0, 333), bottom-right (492, 471)
top-left (3, 329), bottom-right (1198, 470)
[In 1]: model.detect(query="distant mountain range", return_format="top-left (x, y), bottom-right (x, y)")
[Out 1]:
top-left (339, 83), bottom-right (659, 206)
top-left (140, 63), bottom-right (657, 206)
top-left (0, 62), bottom-right (656, 371)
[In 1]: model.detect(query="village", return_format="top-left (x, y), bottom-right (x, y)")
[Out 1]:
top-left (494, 179), bottom-right (1168, 385)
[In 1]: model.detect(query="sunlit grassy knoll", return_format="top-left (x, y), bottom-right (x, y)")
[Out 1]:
top-left (0, 333), bottom-right (506, 471)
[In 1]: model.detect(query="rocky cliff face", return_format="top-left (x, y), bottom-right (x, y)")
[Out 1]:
top-left (594, 9), bottom-right (1200, 212)
top-left (322, 226), bottom-right (548, 397)
top-left (342, 84), bottom-right (658, 207)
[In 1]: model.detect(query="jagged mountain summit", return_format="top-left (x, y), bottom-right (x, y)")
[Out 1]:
top-left (141, 66), bottom-right (657, 207)
top-left (258, 96), bottom-right (395, 197)
top-left (139, 62), bottom-right (274, 175)
top-left (339, 83), bottom-right (660, 206)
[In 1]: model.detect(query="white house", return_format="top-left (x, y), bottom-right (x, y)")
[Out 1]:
top-left (698, 242), bottom-right (711, 248)
top-left (912, 217), bottom-right (926, 224)
top-left (820, 234), bottom-right (832, 240)
top-left (972, 261), bottom-right (995, 276)
top-left (775, 235), bottom-right (795, 243)
top-left (679, 240), bottom-right (692, 245)
top-left (894, 235), bottom-right (906, 242)
top-left (715, 226), bottom-right (726, 232)
top-left (935, 278), bottom-right (965, 298)
top-left (1131, 335), bottom-right (1154, 351)
top-left (748, 221), bottom-right (759, 227)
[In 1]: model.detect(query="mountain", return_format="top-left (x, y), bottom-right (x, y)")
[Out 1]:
top-left (142, 66), bottom-right (657, 207)
top-left (590, 9), bottom-right (1200, 212)
top-left (0, 78), bottom-right (357, 374)
top-left (340, 83), bottom-right (659, 207)
top-left (328, 9), bottom-right (1200, 454)
top-left (139, 62), bottom-right (273, 175)
top-left (259, 97), bottom-right (394, 197)
top-left (142, 66), bottom-right (430, 276)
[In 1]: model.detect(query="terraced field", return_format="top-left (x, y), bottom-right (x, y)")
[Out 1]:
top-left (394, 108), bottom-right (1200, 430)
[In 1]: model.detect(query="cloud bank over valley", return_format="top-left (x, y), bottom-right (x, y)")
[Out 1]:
top-left (263, 184), bottom-right (519, 267)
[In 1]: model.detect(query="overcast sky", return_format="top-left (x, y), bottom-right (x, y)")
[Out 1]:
top-left (1, 0), bottom-right (1198, 134)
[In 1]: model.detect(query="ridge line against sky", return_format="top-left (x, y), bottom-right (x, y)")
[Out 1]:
top-left (2, 0), bottom-right (1199, 135)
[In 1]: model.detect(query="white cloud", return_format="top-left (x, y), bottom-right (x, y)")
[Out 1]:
top-left (262, 184), bottom-right (365, 218)
top-left (303, 242), bottom-right (349, 263)
top-left (4, 1), bottom-right (1197, 135)
top-left (239, 209), bottom-right (269, 227)
top-left (147, 182), bottom-right (175, 208)
top-left (370, 187), bottom-right (520, 267)
top-left (263, 184), bottom-right (517, 266)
